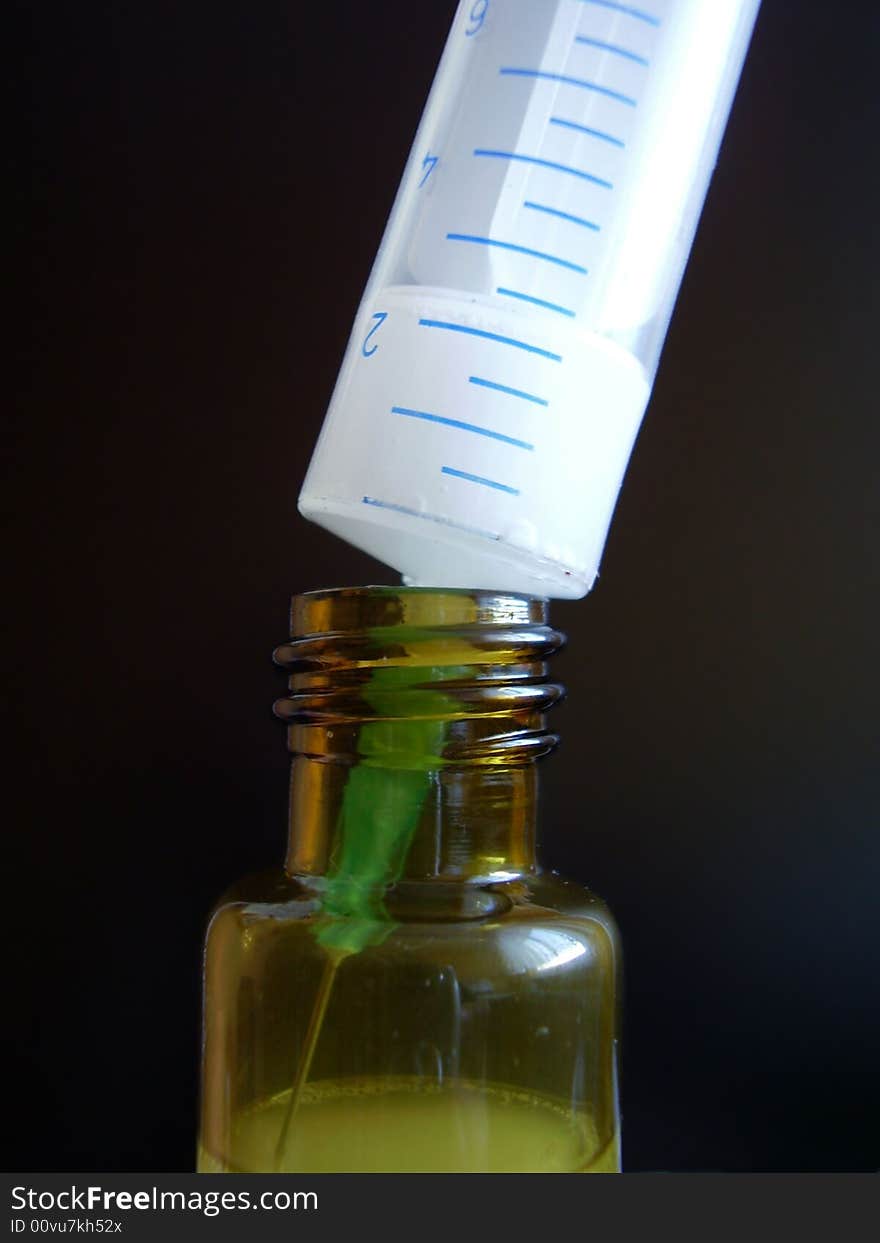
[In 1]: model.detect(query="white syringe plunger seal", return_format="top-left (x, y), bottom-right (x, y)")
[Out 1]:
top-left (299, 0), bottom-right (761, 599)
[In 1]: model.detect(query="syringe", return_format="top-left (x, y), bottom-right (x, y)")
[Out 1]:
top-left (299, 0), bottom-right (761, 599)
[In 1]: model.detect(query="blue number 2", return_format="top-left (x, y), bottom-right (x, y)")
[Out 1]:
top-left (362, 312), bottom-right (387, 358)
top-left (466, 0), bottom-right (488, 36)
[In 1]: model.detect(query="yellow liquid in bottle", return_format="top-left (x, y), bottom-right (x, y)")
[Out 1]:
top-left (198, 1077), bottom-right (620, 1173)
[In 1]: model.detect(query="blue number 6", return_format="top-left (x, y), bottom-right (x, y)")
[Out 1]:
top-left (465, 0), bottom-right (488, 37)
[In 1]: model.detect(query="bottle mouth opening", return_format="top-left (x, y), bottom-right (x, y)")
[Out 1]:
top-left (289, 585), bottom-right (550, 638)
top-left (274, 585), bottom-right (565, 767)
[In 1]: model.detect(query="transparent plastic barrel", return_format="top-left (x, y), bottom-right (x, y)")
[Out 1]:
top-left (300, 0), bottom-right (761, 598)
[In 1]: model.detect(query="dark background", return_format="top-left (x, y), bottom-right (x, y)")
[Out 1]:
top-left (7, 0), bottom-right (879, 1172)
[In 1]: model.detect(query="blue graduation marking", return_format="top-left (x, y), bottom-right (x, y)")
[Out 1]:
top-left (577, 0), bottom-right (660, 26)
top-left (523, 199), bottom-right (601, 231)
top-left (575, 35), bottom-right (649, 65)
top-left (499, 67), bottom-right (637, 107)
top-left (468, 376), bottom-right (549, 407)
top-left (391, 405), bottom-right (533, 451)
top-left (473, 147), bottom-right (612, 189)
top-left (441, 466), bottom-right (520, 495)
top-left (418, 318), bottom-right (563, 363)
top-left (549, 116), bottom-right (624, 149)
top-left (496, 287), bottom-right (577, 318)
top-left (446, 231), bottom-right (588, 275)
top-left (362, 496), bottom-right (503, 543)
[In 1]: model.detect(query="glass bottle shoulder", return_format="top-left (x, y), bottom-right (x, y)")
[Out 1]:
top-left (204, 867), bottom-right (619, 986)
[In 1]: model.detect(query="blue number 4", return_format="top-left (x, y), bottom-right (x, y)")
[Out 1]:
top-left (419, 153), bottom-right (438, 188)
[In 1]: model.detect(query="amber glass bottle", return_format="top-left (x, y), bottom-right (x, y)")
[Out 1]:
top-left (198, 586), bottom-right (621, 1173)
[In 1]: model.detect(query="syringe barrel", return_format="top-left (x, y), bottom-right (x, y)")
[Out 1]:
top-left (300, 0), bottom-right (761, 598)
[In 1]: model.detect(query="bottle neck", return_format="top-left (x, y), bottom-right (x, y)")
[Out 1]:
top-left (285, 755), bottom-right (539, 882)
top-left (274, 587), bottom-right (563, 887)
